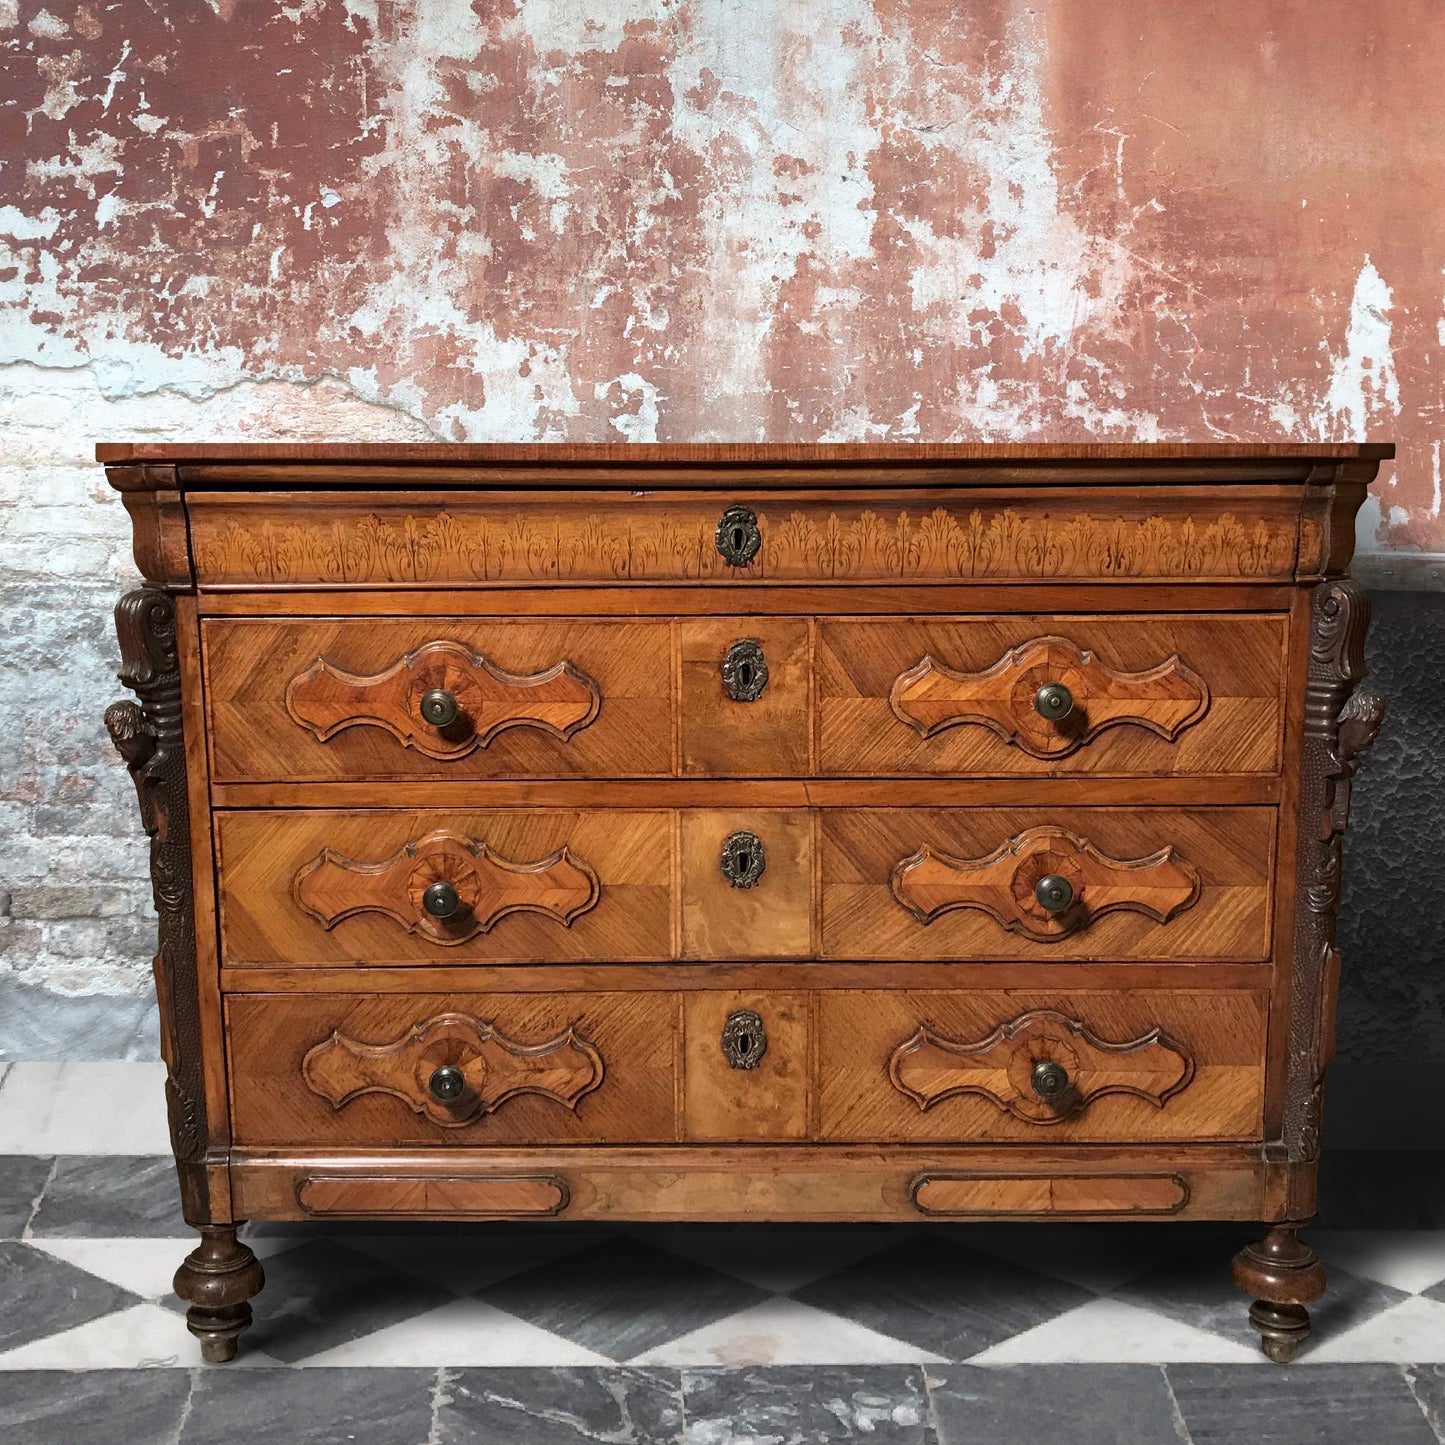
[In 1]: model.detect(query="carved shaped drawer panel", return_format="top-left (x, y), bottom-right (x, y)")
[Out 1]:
top-left (817, 614), bottom-right (1286, 776)
top-left (818, 990), bottom-right (1267, 1143)
top-left (202, 618), bottom-right (671, 782)
top-left (820, 807), bottom-right (1273, 960)
top-left (216, 810), bottom-right (672, 965)
top-left (226, 992), bottom-right (676, 1146)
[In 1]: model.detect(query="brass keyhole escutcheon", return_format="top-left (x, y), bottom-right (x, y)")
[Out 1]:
top-left (714, 504), bottom-right (761, 566)
top-left (721, 1009), bottom-right (767, 1069)
top-left (722, 638), bottom-right (768, 702)
top-left (720, 830), bottom-right (766, 888)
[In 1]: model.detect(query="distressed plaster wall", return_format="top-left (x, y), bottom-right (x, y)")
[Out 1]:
top-left (0, 2), bottom-right (1440, 1135)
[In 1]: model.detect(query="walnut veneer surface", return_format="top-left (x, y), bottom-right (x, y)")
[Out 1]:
top-left (100, 442), bottom-right (1389, 1366)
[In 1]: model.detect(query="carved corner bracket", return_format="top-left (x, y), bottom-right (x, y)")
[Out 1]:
top-left (294, 829), bottom-right (601, 944)
top-left (104, 590), bottom-right (208, 1193)
top-left (302, 1012), bottom-right (605, 1127)
top-left (1284, 577), bottom-right (1386, 1169)
top-left (891, 825), bottom-right (1201, 942)
top-left (888, 1008), bottom-right (1195, 1125)
top-left (284, 639), bottom-right (601, 759)
top-left (888, 635), bottom-right (1210, 758)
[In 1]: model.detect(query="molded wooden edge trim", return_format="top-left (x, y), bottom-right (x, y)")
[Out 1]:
top-left (295, 1173), bottom-right (570, 1218)
top-left (910, 1171), bottom-right (1191, 1217)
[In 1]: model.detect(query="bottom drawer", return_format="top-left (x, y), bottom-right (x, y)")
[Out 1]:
top-left (817, 989), bottom-right (1267, 1143)
top-left (227, 992), bottom-right (678, 1146)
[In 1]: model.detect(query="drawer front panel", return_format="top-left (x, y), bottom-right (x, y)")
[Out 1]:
top-left (818, 989), bottom-right (1266, 1143)
top-left (203, 618), bottom-right (673, 782)
top-left (821, 807), bottom-right (1273, 961)
top-left (227, 992), bottom-right (676, 1146)
top-left (187, 489), bottom-right (1303, 587)
top-left (217, 810), bottom-right (673, 965)
top-left (818, 615), bottom-right (1286, 777)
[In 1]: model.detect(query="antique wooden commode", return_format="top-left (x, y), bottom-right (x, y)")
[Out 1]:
top-left (98, 441), bottom-right (1388, 1363)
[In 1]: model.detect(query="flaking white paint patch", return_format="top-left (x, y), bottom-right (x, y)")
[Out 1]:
top-left (1432, 441), bottom-right (1442, 519)
top-left (519, 0), bottom-right (670, 58)
top-left (1318, 256), bottom-right (1401, 439)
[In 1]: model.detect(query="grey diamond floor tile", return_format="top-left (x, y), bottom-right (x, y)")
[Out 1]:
top-left (181, 1368), bottom-right (437, 1445)
top-left (1167, 1363), bottom-right (1438, 1444)
top-left (477, 1236), bottom-right (770, 1362)
top-left (1317, 1152), bottom-right (1445, 1229)
top-left (0, 1239), bottom-right (140, 1353)
top-left (0, 1369), bottom-right (191, 1445)
top-left (28, 1155), bottom-right (184, 1237)
top-left (0, 1155), bottom-right (52, 1237)
top-left (1112, 1237), bottom-right (1409, 1353)
top-left (438, 1366), bottom-right (684, 1444)
top-left (243, 1238), bottom-right (453, 1364)
top-left (1405, 1364), bottom-right (1445, 1441)
top-left (929, 1364), bottom-right (1186, 1445)
top-left (791, 1236), bottom-right (1093, 1361)
top-left (683, 1365), bottom-right (936, 1443)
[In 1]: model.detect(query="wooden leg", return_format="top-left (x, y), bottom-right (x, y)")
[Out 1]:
top-left (174, 1225), bottom-right (265, 1363)
top-left (1230, 1223), bottom-right (1325, 1363)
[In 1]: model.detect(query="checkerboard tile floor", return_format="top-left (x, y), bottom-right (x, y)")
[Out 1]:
top-left (3, 1063), bottom-right (1444, 1443)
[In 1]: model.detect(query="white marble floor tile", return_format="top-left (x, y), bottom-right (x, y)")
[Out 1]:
top-left (26, 1235), bottom-right (304, 1299)
top-left (631, 1296), bottom-right (948, 1368)
top-left (1310, 1230), bottom-right (1445, 1295)
top-left (0, 1063), bottom-right (170, 1154)
top-left (298, 1296), bottom-right (612, 1367)
top-left (646, 1228), bottom-right (904, 1293)
top-left (0, 1303), bottom-right (281, 1370)
top-left (1305, 1296), bottom-right (1445, 1363)
top-left (968, 1296), bottom-right (1261, 1365)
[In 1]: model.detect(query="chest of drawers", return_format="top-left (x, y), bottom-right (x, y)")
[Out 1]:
top-left (98, 441), bottom-right (1389, 1364)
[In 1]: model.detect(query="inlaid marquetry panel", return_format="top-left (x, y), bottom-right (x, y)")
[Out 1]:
top-left (821, 807), bottom-right (1273, 960)
top-left (186, 490), bottom-right (1303, 587)
top-left (227, 992), bottom-right (675, 1146)
top-left (202, 618), bottom-right (672, 782)
top-left (217, 810), bottom-right (672, 965)
top-left (819, 990), bottom-right (1266, 1143)
top-left (818, 615), bottom-right (1286, 776)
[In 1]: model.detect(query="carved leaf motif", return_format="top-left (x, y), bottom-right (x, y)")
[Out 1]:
top-left (302, 1011), bottom-right (605, 1127)
top-left (294, 830), bottom-right (601, 945)
top-left (285, 639), bottom-right (601, 760)
top-left (888, 636), bottom-right (1210, 758)
top-left (888, 1008), bottom-right (1194, 1124)
top-left (891, 825), bottom-right (1201, 942)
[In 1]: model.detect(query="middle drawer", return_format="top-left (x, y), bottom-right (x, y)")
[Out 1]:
top-left (216, 805), bottom-right (1273, 965)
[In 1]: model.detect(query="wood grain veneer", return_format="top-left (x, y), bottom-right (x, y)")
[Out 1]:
top-left (101, 442), bottom-right (1389, 1364)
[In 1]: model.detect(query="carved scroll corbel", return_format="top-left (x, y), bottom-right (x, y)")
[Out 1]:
top-left (105, 590), bottom-right (209, 1198)
top-left (1283, 578), bottom-right (1385, 1167)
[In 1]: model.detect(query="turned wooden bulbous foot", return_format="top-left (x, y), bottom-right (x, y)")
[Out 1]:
top-left (1231, 1224), bottom-right (1324, 1363)
top-left (174, 1225), bottom-right (265, 1364)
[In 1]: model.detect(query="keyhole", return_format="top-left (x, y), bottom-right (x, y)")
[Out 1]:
top-left (731, 525), bottom-right (745, 551)
top-left (736, 849), bottom-right (751, 873)
top-left (736, 1031), bottom-right (753, 1055)
top-left (739, 661), bottom-right (753, 687)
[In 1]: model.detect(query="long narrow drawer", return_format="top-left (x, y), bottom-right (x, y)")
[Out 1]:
top-left (818, 614), bottom-right (1287, 777)
top-left (820, 806), bottom-right (1274, 961)
top-left (227, 992), bottom-right (677, 1146)
top-left (816, 989), bottom-right (1267, 1143)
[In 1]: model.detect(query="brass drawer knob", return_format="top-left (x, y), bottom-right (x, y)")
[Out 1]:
top-left (715, 504), bottom-right (761, 566)
top-left (1030, 1059), bottom-right (1069, 1099)
top-left (1033, 681), bottom-right (1074, 721)
top-left (721, 639), bottom-right (768, 701)
top-left (721, 1009), bottom-right (767, 1069)
top-left (1034, 874), bottom-right (1074, 914)
top-left (421, 880), bottom-right (461, 919)
top-left (720, 830), bottom-right (766, 888)
top-left (419, 688), bottom-right (460, 728)
top-left (428, 1063), bottom-right (466, 1102)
